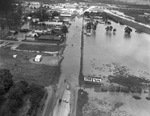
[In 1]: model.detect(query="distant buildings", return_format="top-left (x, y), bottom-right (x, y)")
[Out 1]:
top-left (29, 2), bottom-right (41, 9)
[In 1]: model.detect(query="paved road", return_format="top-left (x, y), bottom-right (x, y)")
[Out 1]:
top-left (53, 89), bottom-right (71, 116)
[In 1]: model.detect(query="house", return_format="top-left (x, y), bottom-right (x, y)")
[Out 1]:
top-left (26, 32), bottom-right (39, 38)
top-left (84, 76), bottom-right (101, 84)
top-left (60, 13), bottom-right (72, 17)
top-left (32, 18), bottom-right (40, 22)
top-left (37, 34), bottom-right (64, 41)
top-left (42, 3), bottom-right (51, 8)
top-left (38, 22), bottom-right (63, 26)
top-left (35, 55), bottom-right (42, 62)
top-left (29, 2), bottom-right (41, 9)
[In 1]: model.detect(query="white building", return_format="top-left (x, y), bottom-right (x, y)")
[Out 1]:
top-left (38, 22), bottom-right (63, 26)
top-left (34, 55), bottom-right (42, 62)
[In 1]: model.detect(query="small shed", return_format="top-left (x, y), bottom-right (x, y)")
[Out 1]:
top-left (34, 55), bottom-right (42, 62)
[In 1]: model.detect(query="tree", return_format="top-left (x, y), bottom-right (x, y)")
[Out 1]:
top-left (0, 84), bottom-right (6, 95)
top-left (0, 0), bottom-right (16, 38)
top-left (61, 24), bottom-right (68, 37)
top-left (52, 11), bottom-right (60, 19)
top-left (0, 0), bottom-right (15, 15)
top-left (8, 81), bottom-right (28, 99)
top-left (34, 9), bottom-right (49, 21)
top-left (84, 11), bottom-right (90, 18)
top-left (0, 69), bottom-right (13, 94)
top-left (27, 83), bottom-right (45, 115)
top-left (125, 26), bottom-right (132, 34)
top-left (8, 3), bottom-right (23, 30)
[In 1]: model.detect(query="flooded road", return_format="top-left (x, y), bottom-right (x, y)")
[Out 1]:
top-left (51, 17), bottom-right (82, 116)
top-left (43, 15), bottom-right (82, 116)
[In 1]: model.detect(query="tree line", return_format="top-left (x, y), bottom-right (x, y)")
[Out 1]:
top-left (0, 69), bottom-right (45, 116)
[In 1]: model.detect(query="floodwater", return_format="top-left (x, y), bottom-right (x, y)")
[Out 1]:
top-left (84, 88), bottom-right (150, 116)
top-left (44, 9), bottom-right (150, 116)
top-left (58, 16), bottom-right (82, 88)
top-left (82, 20), bottom-right (150, 116)
top-left (83, 21), bottom-right (150, 78)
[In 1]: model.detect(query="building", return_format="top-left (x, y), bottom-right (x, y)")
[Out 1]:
top-left (38, 22), bottom-right (63, 26)
top-left (37, 34), bottom-right (64, 41)
top-left (84, 76), bottom-right (102, 84)
top-left (35, 55), bottom-right (42, 62)
top-left (29, 2), bottom-right (41, 9)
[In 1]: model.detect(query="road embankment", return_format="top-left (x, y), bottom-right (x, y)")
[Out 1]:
top-left (107, 13), bottom-right (150, 35)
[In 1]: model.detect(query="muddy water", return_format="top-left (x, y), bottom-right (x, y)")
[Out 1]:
top-left (82, 21), bottom-right (150, 116)
top-left (83, 21), bottom-right (150, 78)
top-left (58, 16), bottom-right (82, 87)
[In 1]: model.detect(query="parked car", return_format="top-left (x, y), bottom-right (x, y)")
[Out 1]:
top-left (6, 36), bottom-right (16, 40)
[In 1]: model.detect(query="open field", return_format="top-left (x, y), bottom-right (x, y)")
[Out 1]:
top-left (0, 48), bottom-right (61, 86)
top-left (16, 44), bottom-right (64, 53)
top-left (23, 38), bottom-right (66, 45)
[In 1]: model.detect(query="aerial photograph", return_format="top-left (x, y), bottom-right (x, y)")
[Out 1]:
top-left (0, 0), bottom-right (150, 116)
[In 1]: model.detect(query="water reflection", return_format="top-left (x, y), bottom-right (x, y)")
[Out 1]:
top-left (92, 30), bottom-right (96, 37)
top-left (124, 33), bottom-right (131, 39)
top-left (105, 31), bottom-right (112, 37)
top-left (113, 32), bottom-right (116, 36)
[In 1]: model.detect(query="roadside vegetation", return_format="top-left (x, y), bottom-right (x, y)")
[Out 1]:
top-left (0, 69), bottom-right (45, 116)
top-left (76, 89), bottom-right (89, 116)
top-left (118, 9), bottom-right (150, 25)
top-left (100, 12), bottom-right (150, 34)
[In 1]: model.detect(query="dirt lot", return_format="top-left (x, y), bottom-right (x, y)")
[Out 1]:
top-left (0, 48), bottom-right (61, 86)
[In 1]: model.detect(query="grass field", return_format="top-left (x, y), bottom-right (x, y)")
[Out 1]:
top-left (16, 44), bottom-right (64, 53)
top-left (0, 48), bottom-right (61, 86)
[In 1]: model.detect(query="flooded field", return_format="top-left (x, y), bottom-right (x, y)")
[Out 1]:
top-left (83, 88), bottom-right (150, 116)
top-left (82, 20), bottom-right (150, 116)
top-left (83, 21), bottom-right (150, 78)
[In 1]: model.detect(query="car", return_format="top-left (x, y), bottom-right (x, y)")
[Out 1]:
top-left (66, 84), bottom-right (70, 90)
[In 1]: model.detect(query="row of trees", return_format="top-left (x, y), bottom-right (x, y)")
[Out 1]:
top-left (0, 0), bottom-right (23, 38)
top-left (29, 9), bottom-right (61, 22)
